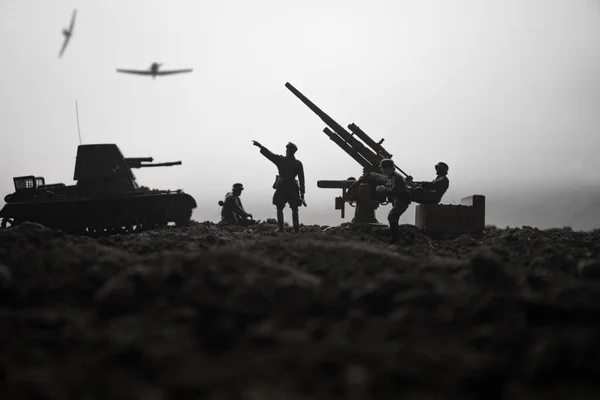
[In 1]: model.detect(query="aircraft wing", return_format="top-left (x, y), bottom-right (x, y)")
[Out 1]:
top-left (69, 9), bottom-right (77, 32)
top-left (58, 36), bottom-right (70, 58)
top-left (116, 69), bottom-right (154, 75)
top-left (156, 69), bottom-right (193, 76)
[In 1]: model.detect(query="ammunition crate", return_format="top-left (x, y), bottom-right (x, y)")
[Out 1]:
top-left (415, 195), bottom-right (485, 236)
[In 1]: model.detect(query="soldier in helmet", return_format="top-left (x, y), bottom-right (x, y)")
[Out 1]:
top-left (369, 159), bottom-right (411, 243)
top-left (252, 140), bottom-right (305, 232)
top-left (405, 162), bottom-right (450, 204)
top-left (218, 183), bottom-right (255, 226)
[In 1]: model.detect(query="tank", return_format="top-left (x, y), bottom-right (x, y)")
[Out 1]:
top-left (0, 143), bottom-right (197, 235)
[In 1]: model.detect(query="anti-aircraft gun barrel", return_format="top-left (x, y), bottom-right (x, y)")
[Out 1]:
top-left (285, 82), bottom-right (381, 168)
top-left (125, 157), bottom-right (182, 169)
top-left (285, 82), bottom-right (349, 141)
top-left (285, 82), bottom-right (408, 176)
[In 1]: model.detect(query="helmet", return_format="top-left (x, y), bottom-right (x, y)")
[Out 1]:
top-left (435, 162), bottom-right (449, 174)
top-left (232, 183), bottom-right (244, 191)
top-left (379, 159), bottom-right (394, 169)
top-left (286, 142), bottom-right (298, 152)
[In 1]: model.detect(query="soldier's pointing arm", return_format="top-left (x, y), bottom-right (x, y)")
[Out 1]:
top-left (253, 140), bottom-right (281, 165)
top-left (259, 147), bottom-right (281, 166)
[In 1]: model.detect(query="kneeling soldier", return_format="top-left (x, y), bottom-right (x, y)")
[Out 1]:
top-left (218, 183), bottom-right (255, 226)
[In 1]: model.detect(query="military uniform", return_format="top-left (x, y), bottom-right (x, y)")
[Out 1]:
top-left (255, 141), bottom-right (305, 232)
top-left (408, 162), bottom-right (450, 204)
top-left (370, 159), bottom-right (411, 243)
top-left (219, 183), bottom-right (255, 226)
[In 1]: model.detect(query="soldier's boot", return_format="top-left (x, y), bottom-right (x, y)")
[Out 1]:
top-left (292, 209), bottom-right (300, 233)
top-left (388, 222), bottom-right (399, 244)
top-left (277, 209), bottom-right (284, 232)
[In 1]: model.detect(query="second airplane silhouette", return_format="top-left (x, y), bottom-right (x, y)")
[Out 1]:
top-left (116, 62), bottom-right (193, 79)
top-left (58, 9), bottom-right (77, 58)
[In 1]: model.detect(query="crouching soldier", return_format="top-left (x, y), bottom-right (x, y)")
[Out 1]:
top-left (218, 183), bottom-right (256, 226)
top-left (369, 159), bottom-right (411, 243)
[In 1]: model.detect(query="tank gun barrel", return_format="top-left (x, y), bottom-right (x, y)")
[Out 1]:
top-left (136, 161), bottom-right (182, 168)
top-left (125, 157), bottom-right (182, 168)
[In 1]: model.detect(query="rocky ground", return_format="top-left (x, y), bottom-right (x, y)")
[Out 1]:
top-left (1, 220), bottom-right (600, 399)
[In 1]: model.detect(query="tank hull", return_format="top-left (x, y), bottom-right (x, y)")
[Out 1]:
top-left (0, 191), bottom-right (197, 235)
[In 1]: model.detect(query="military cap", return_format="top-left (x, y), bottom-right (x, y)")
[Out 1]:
top-left (286, 142), bottom-right (298, 151)
top-left (435, 162), bottom-right (449, 173)
top-left (232, 183), bottom-right (244, 190)
top-left (379, 159), bottom-right (394, 169)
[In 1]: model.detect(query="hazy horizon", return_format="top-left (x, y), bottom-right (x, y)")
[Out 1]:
top-left (1, 0), bottom-right (599, 231)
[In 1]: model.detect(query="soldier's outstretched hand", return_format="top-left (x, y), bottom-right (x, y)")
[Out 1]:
top-left (252, 140), bottom-right (262, 148)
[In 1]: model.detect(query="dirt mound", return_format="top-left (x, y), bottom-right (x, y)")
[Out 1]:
top-left (1, 221), bottom-right (600, 399)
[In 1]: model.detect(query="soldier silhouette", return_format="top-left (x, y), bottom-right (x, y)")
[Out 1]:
top-left (252, 140), bottom-right (305, 232)
top-left (405, 162), bottom-right (449, 204)
top-left (218, 183), bottom-right (255, 226)
top-left (369, 159), bottom-right (411, 243)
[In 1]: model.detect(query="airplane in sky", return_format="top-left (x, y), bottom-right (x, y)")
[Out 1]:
top-left (58, 9), bottom-right (77, 58)
top-left (116, 62), bottom-right (193, 79)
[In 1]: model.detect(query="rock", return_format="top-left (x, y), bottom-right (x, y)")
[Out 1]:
top-left (454, 234), bottom-right (477, 246)
top-left (342, 363), bottom-right (370, 395)
top-left (470, 252), bottom-right (517, 290)
top-left (577, 259), bottom-right (600, 280)
top-left (0, 221), bottom-right (64, 243)
top-left (94, 272), bottom-right (138, 316)
top-left (0, 262), bottom-right (12, 291)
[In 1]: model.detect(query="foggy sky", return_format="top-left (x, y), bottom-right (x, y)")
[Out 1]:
top-left (1, 0), bottom-right (599, 230)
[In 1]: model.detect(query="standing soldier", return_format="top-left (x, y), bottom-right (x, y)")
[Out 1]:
top-left (252, 140), bottom-right (305, 232)
top-left (369, 159), bottom-right (411, 243)
top-left (218, 183), bottom-right (255, 226)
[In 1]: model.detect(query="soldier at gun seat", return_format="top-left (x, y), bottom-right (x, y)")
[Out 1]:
top-left (369, 159), bottom-right (411, 244)
top-left (405, 162), bottom-right (450, 204)
top-left (218, 183), bottom-right (255, 226)
top-left (252, 140), bottom-right (305, 233)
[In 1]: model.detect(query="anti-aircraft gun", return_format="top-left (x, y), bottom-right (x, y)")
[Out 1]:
top-left (285, 82), bottom-right (409, 224)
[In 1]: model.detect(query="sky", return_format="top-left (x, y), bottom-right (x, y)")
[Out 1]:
top-left (1, 0), bottom-right (599, 230)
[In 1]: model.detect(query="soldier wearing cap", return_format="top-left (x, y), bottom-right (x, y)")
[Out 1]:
top-left (252, 140), bottom-right (305, 232)
top-left (218, 183), bottom-right (255, 226)
top-left (369, 158), bottom-right (412, 243)
top-left (405, 162), bottom-right (450, 204)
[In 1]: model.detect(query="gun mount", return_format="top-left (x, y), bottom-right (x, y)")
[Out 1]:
top-left (285, 82), bottom-right (408, 224)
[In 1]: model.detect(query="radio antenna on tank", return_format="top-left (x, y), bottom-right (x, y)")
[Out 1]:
top-left (75, 100), bottom-right (82, 145)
